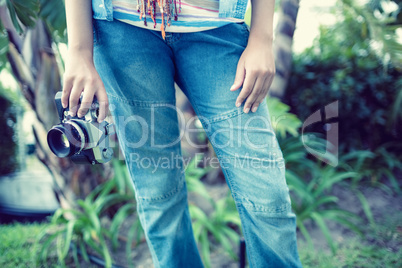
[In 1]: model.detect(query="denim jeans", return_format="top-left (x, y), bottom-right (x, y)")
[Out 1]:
top-left (93, 19), bottom-right (302, 268)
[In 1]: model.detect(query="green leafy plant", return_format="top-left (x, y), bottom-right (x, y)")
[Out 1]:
top-left (279, 134), bottom-right (363, 253)
top-left (38, 0), bottom-right (67, 40)
top-left (267, 98), bottom-right (364, 253)
top-left (3, 0), bottom-right (39, 34)
top-left (299, 212), bottom-right (402, 267)
top-left (340, 0), bottom-right (402, 67)
top-left (339, 144), bottom-right (402, 194)
top-left (35, 159), bottom-right (141, 268)
top-left (185, 153), bottom-right (241, 268)
top-left (189, 195), bottom-right (241, 268)
top-left (288, 165), bottom-right (362, 253)
top-left (185, 153), bottom-right (213, 203)
top-left (267, 97), bottom-right (302, 139)
top-left (0, 0), bottom-right (67, 70)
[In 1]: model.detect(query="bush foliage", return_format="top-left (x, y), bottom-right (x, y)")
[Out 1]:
top-left (284, 0), bottom-right (402, 153)
top-left (0, 84), bottom-right (22, 175)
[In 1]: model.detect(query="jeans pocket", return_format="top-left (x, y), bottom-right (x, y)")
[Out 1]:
top-left (233, 22), bottom-right (249, 46)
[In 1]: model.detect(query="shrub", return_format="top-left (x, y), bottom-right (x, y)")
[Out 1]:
top-left (0, 83), bottom-right (23, 175)
top-left (285, 44), bottom-right (401, 153)
top-left (284, 0), bottom-right (402, 153)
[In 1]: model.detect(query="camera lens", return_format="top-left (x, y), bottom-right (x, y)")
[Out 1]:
top-left (47, 122), bottom-right (86, 158)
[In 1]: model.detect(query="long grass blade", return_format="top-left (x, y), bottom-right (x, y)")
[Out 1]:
top-left (355, 190), bottom-right (375, 226)
top-left (126, 221), bottom-right (137, 268)
top-left (77, 200), bottom-right (101, 233)
top-left (297, 221), bottom-right (314, 249)
top-left (78, 239), bottom-right (90, 263)
top-left (110, 203), bottom-right (136, 249)
top-left (200, 230), bottom-right (211, 268)
top-left (62, 220), bottom-right (76, 259)
top-left (311, 212), bottom-right (337, 253)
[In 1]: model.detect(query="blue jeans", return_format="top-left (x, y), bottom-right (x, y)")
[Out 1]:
top-left (93, 19), bottom-right (302, 268)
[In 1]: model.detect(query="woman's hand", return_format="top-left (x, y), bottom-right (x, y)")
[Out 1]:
top-left (61, 49), bottom-right (109, 123)
top-left (230, 0), bottom-right (276, 114)
top-left (230, 38), bottom-right (275, 113)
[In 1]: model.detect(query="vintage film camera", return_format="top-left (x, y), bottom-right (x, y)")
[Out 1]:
top-left (47, 91), bottom-right (114, 164)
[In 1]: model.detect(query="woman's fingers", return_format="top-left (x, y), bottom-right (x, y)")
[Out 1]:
top-left (95, 87), bottom-right (109, 123)
top-left (235, 71), bottom-right (257, 112)
top-left (243, 74), bottom-right (267, 113)
top-left (68, 84), bottom-right (84, 117)
top-left (77, 88), bottom-right (95, 118)
top-left (61, 78), bottom-right (73, 109)
top-left (252, 91), bottom-right (267, 113)
top-left (251, 83), bottom-right (270, 113)
top-left (249, 70), bottom-right (275, 113)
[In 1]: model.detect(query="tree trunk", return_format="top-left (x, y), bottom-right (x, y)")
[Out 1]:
top-left (1, 7), bottom-right (112, 204)
top-left (270, 0), bottom-right (300, 98)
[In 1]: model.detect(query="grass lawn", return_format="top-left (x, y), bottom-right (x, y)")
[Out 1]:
top-left (0, 222), bottom-right (50, 267)
top-left (0, 215), bottom-right (401, 267)
top-left (300, 214), bottom-right (402, 268)
top-left (300, 239), bottom-right (402, 267)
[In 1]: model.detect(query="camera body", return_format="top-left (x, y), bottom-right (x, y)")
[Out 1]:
top-left (47, 91), bottom-right (114, 165)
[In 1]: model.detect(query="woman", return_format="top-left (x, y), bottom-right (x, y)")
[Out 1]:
top-left (62, 0), bottom-right (302, 266)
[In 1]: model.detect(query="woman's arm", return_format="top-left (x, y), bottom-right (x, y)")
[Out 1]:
top-left (61, 0), bottom-right (108, 122)
top-left (230, 0), bottom-right (276, 114)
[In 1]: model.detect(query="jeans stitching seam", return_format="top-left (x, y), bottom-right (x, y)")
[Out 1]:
top-left (138, 175), bottom-right (184, 202)
top-left (213, 145), bottom-right (290, 213)
top-left (202, 107), bottom-right (245, 125)
top-left (241, 201), bottom-right (291, 213)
